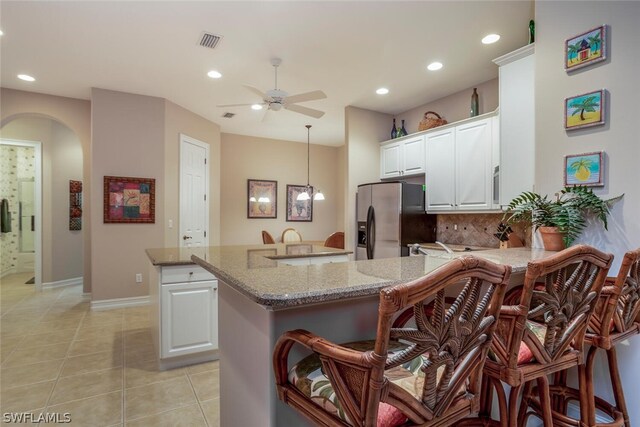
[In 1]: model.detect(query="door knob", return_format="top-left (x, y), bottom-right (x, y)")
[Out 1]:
top-left (183, 235), bottom-right (192, 240)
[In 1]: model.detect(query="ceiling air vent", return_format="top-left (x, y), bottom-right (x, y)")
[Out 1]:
top-left (222, 112), bottom-right (235, 119)
top-left (199, 32), bottom-right (223, 49)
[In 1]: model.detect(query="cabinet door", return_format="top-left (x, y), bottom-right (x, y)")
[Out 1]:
top-left (380, 141), bottom-right (402, 179)
top-left (161, 280), bottom-right (218, 358)
top-left (401, 136), bottom-right (425, 176)
top-left (455, 118), bottom-right (493, 210)
top-left (425, 128), bottom-right (455, 211)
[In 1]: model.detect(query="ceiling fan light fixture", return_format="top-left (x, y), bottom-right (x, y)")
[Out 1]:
top-left (251, 104), bottom-right (263, 110)
top-left (207, 70), bottom-right (222, 79)
top-left (482, 34), bottom-right (501, 44)
top-left (427, 62), bottom-right (443, 71)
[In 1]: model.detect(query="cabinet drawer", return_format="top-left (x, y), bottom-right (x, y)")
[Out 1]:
top-left (161, 265), bottom-right (216, 284)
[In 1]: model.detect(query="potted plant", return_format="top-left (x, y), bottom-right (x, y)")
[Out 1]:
top-left (500, 186), bottom-right (622, 250)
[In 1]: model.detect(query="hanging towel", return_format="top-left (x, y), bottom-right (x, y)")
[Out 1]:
top-left (1, 198), bottom-right (11, 233)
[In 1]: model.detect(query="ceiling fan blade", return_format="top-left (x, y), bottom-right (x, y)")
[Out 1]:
top-left (243, 85), bottom-right (270, 101)
top-left (284, 90), bottom-right (327, 105)
top-left (284, 104), bottom-right (325, 119)
top-left (216, 103), bottom-right (255, 108)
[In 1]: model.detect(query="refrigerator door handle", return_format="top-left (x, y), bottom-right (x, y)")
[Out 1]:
top-left (366, 205), bottom-right (375, 259)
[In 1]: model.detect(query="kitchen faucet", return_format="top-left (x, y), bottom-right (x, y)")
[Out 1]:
top-left (435, 241), bottom-right (454, 254)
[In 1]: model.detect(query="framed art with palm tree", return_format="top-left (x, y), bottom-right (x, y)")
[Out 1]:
top-left (564, 151), bottom-right (604, 187)
top-left (565, 89), bottom-right (605, 130)
top-left (565, 25), bottom-right (606, 71)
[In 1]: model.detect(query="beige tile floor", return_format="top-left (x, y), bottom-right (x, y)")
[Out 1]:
top-left (0, 273), bottom-right (219, 426)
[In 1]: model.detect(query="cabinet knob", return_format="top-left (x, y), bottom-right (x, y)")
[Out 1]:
top-left (183, 235), bottom-right (192, 240)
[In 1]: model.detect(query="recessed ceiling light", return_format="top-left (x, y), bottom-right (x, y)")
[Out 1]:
top-left (427, 62), bottom-right (443, 71)
top-left (251, 104), bottom-right (263, 110)
top-left (482, 34), bottom-right (501, 44)
top-left (17, 74), bottom-right (35, 82)
top-left (376, 88), bottom-right (389, 95)
top-left (207, 70), bottom-right (222, 79)
top-left (0, 30), bottom-right (4, 36)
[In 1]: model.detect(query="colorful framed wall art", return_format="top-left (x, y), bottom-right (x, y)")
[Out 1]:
top-left (564, 151), bottom-right (604, 187)
top-left (69, 180), bottom-right (82, 230)
top-left (247, 179), bottom-right (277, 218)
top-left (565, 25), bottom-right (606, 72)
top-left (565, 89), bottom-right (605, 130)
top-left (286, 185), bottom-right (313, 222)
top-left (104, 176), bottom-right (155, 223)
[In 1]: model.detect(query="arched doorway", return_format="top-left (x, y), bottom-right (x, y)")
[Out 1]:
top-left (0, 115), bottom-right (83, 293)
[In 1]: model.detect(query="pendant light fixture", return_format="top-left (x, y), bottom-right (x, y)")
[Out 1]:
top-left (297, 125), bottom-right (325, 201)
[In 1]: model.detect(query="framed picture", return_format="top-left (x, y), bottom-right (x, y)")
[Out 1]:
top-left (286, 185), bottom-right (312, 222)
top-left (104, 176), bottom-right (155, 223)
top-left (565, 89), bottom-right (605, 130)
top-left (248, 179), bottom-right (277, 218)
top-left (69, 180), bottom-right (82, 230)
top-left (565, 25), bottom-right (606, 71)
top-left (564, 151), bottom-right (604, 187)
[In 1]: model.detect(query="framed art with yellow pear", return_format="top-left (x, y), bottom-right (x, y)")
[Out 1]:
top-left (564, 151), bottom-right (604, 187)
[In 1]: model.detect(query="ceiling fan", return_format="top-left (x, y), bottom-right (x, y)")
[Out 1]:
top-left (217, 58), bottom-right (326, 119)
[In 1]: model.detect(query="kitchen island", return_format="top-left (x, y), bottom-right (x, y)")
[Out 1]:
top-left (190, 246), bottom-right (556, 427)
top-left (146, 243), bottom-right (350, 370)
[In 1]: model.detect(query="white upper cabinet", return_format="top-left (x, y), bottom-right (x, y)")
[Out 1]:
top-left (425, 114), bottom-right (497, 212)
top-left (455, 118), bottom-right (493, 210)
top-left (493, 44), bottom-right (535, 207)
top-left (380, 135), bottom-right (425, 179)
top-left (425, 128), bottom-right (455, 211)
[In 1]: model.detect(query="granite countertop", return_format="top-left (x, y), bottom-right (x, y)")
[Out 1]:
top-left (189, 246), bottom-right (557, 310)
top-left (146, 243), bottom-right (351, 266)
top-left (410, 243), bottom-right (495, 252)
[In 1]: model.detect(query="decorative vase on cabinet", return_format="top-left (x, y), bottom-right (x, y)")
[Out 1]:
top-left (470, 88), bottom-right (479, 117)
top-left (391, 119), bottom-right (398, 139)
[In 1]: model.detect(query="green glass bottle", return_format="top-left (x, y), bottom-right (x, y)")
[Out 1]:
top-left (401, 120), bottom-right (408, 137)
top-left (470, 88), bottom-right (479, 117)
top-left (529, 20), bottom-right (535, 44)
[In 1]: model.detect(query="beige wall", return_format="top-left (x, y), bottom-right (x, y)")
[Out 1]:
top-left (344, 106), bottom-right (392, 253)
top-left (1, 117), bottom-right (84, 283)
top-left (220, 133), bottom-right (340, 245)
top-left (536, 1), bottom-right (640, 423)
top-left (396, 78), bottom-right (498, 136)
top-left (164, 101), bottom-right (221, 247)
top-left (0, 88), bottom-right (92, 291)
top-left (90, 88), bottom-right (165, 301)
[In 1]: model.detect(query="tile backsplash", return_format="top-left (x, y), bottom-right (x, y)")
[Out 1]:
top-left (436, 213), bottom-right (530, 248)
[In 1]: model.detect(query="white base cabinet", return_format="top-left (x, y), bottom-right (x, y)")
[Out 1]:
top-left (161, 280), bottom-right (218, 358)
top-left (151, 264), bottom-right (219, 369)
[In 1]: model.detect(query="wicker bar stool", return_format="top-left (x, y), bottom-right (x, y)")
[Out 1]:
top-left (460, 245), bottom-right (613, 427)
top-left (546, 248), bottom-right (639, 427)
top-left (273, 256), bottom-right (510, 427)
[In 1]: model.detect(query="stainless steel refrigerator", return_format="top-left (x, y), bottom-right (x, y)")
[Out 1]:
top-left (356, 182), bottom-right (437, 260)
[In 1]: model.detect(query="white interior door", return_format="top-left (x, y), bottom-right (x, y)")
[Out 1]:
top-left (180, 134), bottom-right (209, 247)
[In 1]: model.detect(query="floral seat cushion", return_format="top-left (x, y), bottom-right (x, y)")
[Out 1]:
top-left (288, 340), bottom-right (464, 427)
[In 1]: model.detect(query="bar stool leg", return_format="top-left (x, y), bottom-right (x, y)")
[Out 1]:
top-left (607, 347), bottom-right (630, 427)
top-left (536, 376), bottom-right (554, 426)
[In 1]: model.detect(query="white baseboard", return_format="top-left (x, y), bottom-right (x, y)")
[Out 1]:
top-left (91, 295), bottom-right (150, 311)
top-left (0, 267), bottom-right (17, 279)
top-left (42, 276), bottom-right (83, 289)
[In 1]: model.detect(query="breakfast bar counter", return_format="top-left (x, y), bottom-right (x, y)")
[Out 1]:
top-left (190, 246), bottom-right (556, 426)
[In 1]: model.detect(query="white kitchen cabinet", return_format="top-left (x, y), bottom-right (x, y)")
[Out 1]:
top-left (425, 128), bottom-right (455, 211)
top-left (494, 44), bottom-right (535, 207)
top-left (151, 264), bottom-right (218, 369)
top-left (380, 135), bottom-right (425, 179)
top-left (425, 115), bottom-right (496, 212)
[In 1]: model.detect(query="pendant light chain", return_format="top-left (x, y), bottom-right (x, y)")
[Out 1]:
top-left (306, 125), bottom-right (311, 192)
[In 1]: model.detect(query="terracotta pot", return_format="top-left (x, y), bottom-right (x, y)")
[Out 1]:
top-left (539, 226), bottom-right (566, 251)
